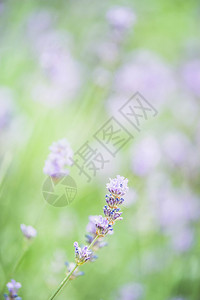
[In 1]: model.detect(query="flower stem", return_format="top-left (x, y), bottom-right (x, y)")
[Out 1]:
top-left (48, 235), bottom-right (100, 300)
top-left (48, 264), bottom-right (78, 300)
top-left (88, 235), bottom-right (99, 250)
top-left (0, 239), bottom-right (29, 297)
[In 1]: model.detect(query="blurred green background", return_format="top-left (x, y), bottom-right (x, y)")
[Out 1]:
top-left (0, 0), bottom-right (199, 299)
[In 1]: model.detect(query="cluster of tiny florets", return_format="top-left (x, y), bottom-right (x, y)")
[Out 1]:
top-left (94, 215), bottom-right (113, 236)
top-left (43, 138), bottom-right (73, 178)
top-left (74, 242), bottom-right (92, 265)
top-left (85, 175), bottom-right (128, 247)
top-left (103, 206), bottom-right (123, 224)
top-left (4, 279), bottom-right (22, 300)
top-left (106, 175), bottom-right (129, 196)
top-left (65, 176), bottom-right (128, 280)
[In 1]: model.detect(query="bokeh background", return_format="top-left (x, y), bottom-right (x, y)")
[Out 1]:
top-left (0, 0), bottom-right (199, 299)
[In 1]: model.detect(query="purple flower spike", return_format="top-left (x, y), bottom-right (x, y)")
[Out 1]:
top-left (107, 175), bottom-right (128, 196)
top-left (103, 205), bottom-right (123, 224)
top-left (4, 279), bottom-right (22, 299)
top-left (43, 138), bottom-right (73, 178)
top-left (95, 215), bottom-right (113, 236)
top-left (105, 194), bottom-right (124, 208)
top-left (74, 242), bottom-right (92, 265)
top-left (20, 224), bottom-right (37, 239)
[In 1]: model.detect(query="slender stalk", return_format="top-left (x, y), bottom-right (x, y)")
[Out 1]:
top-left (0, 240), bottom-right (29, 296)
top-left (48, 235), bottom-right (100, 300)
top-left (88, 235), bottom-right (99, 250)
top-left (12, 246), bottom-right (28, 274)
top-left (48, 264), bottom-right (78, 300)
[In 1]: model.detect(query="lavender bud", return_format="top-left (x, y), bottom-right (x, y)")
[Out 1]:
top-left (74, 242), bottom-right (92, 265)
top-left (105, 194), bottom-right (124, 208)
top-left (106, 175), bottom-right (128, 197)
top-left (103, 205), bottom-right (123, 224)
top-left (95, 215), bottom-right (113, 236)
top-left (20, 224), bottom-right (37, 239)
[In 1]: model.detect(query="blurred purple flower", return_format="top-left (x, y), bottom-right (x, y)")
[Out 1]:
top-left (43, 138), bottom-right (73, 178)
top-left (31, 47), bottom-right (81, 106)
top-left (26, 10), bottom-right (55, 39)
top-left (153, 186), bottom-right (199, 252)
top-left (65, 262), bottom-right (84, 279)
top-left (162, 131), bottom-right (192, 167)
top-left (106, 6), bottom-right (136, 32)
top-left (171, 227), bottom-right (194, 253)
top-left (20, 224), bottom-right (37, 239)
top-left (116, 282), bottom-right (144, 300)
top-left (157, 188), bottom-right (199, 230)
top-left (27, 17), bottom-right (81, 106)
top-left (4, 279), bottom-right (22, 300)
top-left (182, 59), bottom-right (200, 97)
top-left (0, 88), bottom-right (15, 130)
top-left (114, 50), bottom-right (176, 106)
top-left (131, 136), bottom-right (161, 176)
top-left (86, 215), bottom-right (99, 236)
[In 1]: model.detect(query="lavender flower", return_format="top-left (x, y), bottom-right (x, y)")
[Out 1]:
top-left (107, 175), bottom-right (128, 196)
top-left (106, 6), bottom-right (136, 32)
top-left (86, 215), bottom-right (98, 236)
top-left (86, 216), bottom-right (108, 249)
top-left (105, 194), bottom-right (124, 208)
top-left (50, 175), bottom-right (129, 299)
top-left (20, 224), bottom-right (37, 239)
top-left (74, 242), bottom-right (92, 265)
top-left (182, 59), bottom-right (200, 98)
top-left (95, 215), bottom-right (113, 236)
top-left (171, 227), bottom-right (194, 253)
top-left (116, 282), bottom-right (144, 300)
top-left (43, 138), bottom-right (73, 178)
top-left (27, 18), bottom-right (81, 107)
top-left (4, 279), bottom-right (22, 300)
top-left (113, 50), bottom-right (176, 106)
top-left (162, 132), bottom-right (192, 167)
top-left (65, 262), bottom-right (84, 280)
top-left (131, 136), bottom-right (161, 176)
top-left (103, 205), bottom-right (123, 224)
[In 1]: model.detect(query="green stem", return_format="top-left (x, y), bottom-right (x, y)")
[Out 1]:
top-left (48, 235), bottom-right (100, 300)
top-left (48, 264), bottom-right (78, 300)
top-left (88, 235), bottom-right (99, 250)
top-left (0, 240), bottom-right (29, 296)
